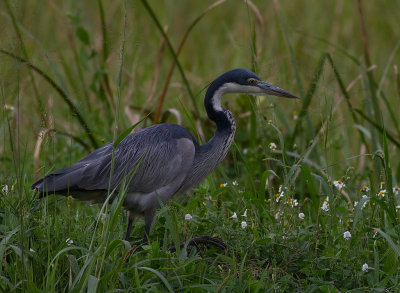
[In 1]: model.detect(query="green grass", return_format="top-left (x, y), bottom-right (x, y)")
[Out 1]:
top-left (1, 0), bottom-right (400, 291)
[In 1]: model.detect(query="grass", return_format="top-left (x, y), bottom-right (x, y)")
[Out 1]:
top-left (1, 0), bottom-right (400, 291)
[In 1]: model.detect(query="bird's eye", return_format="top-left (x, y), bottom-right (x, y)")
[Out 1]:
top-left (248, 78), bottom-right (257, 85)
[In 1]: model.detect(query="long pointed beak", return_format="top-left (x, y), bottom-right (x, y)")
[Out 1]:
top-left (258, 81), bottom-right (298, 99)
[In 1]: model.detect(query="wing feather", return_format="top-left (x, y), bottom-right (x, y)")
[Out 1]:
top-left (32, 124), bottom-right (197, 198)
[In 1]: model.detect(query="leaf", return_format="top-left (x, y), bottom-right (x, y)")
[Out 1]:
top-left (87, 275), bottom-right (98, 293)
top-left (76, 26), bottom-right (90, 45)
top-left (375, 228), bottom-right (400, 257)
top-left (138, 266), bottom-right (174, 293)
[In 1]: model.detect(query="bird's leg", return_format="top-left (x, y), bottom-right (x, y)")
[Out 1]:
top-left (142, 209), bottom-right (156, 245)
top-left (125, 211), bottom-right (135, 241)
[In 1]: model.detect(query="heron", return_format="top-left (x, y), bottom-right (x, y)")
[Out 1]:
top-left (32, 68), bottom-right (297, 244)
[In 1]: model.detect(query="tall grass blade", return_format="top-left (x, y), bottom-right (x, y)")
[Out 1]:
top-left (141, 0), bottom-right (199, 119)
top-left (300, 165), bottom-right (319, 220)
top-left (0, 49), bottom-right (99, 148)
top-left (113, 114), bottom-right (150, 148)
top-left (152, 0), bottom-right (226, 123)
top-left (4, 0), bottom-right (46, 126)
top-left (375, 228), bottom-right (400, 258)
top-left (138, 267), bottom-right (174, 293)
top-left (272, 0), bottom-right (304, 98)
top-left (355, 110), bottom-right (400, 148)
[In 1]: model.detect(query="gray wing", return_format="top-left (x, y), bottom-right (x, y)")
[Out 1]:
top-left (32, 124), bottom-right (197, 198)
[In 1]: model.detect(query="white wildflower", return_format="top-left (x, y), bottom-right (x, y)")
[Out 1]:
top-left (362, 263), bottom-right (369, 272)
top-left (3, 104), bottom-right (15, 111)
top-left (361, 195), bottom-right (369, 208)
top-left (377, 190), bottom-right (386, 198)
top-left (393, 186), bottom-right (400, 195)
top-left (275, 211), bottom-right (280, 220)
top-left (231, 212), bottom-right (238, 219)
top-left (275, 192), bottom-right (284, 202)
top-left (242, 209), bottom-right (247, 217)
top-left (360, 185), bottom-right (370, 192)
top-left (288, 198), bottom-right (298, 207)
top-left (278, 185), bottom-right (287, 193)
top-left (232, 180), bottom-right (239, 186)
top-left (292, 110), bottom-right (298, 120)
top-left (298, 212), bottom-right (305, 220)
top-left (269, 142), bottom-right (277, 150)
top-left (241, 221), bottom-right (247, 229)
top-left (356, 196), bottom-right (368, 209)
top-left (66, 238), bottom-right (74, 246)
top-left (2, 185), bottom-right (9, 194)
top-left (321, 196), bottom-right (329, 212)
top-left (220, 183), bottom-right (227, 188)
top-left (185, 214), bottom-right (192, 221)
top-left (343, 231), bottom-right (351, 240)
top-left (333, 179), bottom-right (345, 190)
top-left (379, 181), bottom-right (385, 189)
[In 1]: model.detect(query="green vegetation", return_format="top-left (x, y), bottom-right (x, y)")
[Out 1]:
top-left (1, 0), bottom-right (400, 291)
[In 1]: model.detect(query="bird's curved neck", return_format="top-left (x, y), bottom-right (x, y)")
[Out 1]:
top-left (204, 84), bottom-right (236, 134)
top-left (198, 84), bottom-right (236, 167)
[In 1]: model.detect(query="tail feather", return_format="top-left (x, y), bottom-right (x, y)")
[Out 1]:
top-left (31, 166), bottom-right (84, 196)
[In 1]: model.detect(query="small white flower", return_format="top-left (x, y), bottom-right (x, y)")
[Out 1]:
top-left (288, 198), bottom-right (298, 207)
top-left (66, 238), bottom-right (74, 246)
top-left (362, 263), bottom-right (369, 272)
top-left (361, 194), bottom-right (369, 207)
top-left (343, 231), bottom-right (351, 240)
top-left (379, 181), bottom-right (385, 189)
top-left (243, 148), bottom-right (248, 155)
top-left (360, 185), bottom-right (370, 192)
top-left (241, 221), bottom-right (247, 229)
top-left (2, 185), bottom-right (9, 194)
top-left (353, 201), bottom-right (358, 207)
top-left (29, 248), bottom-right (35, 253)
top-left (293, 110), bottom-right (298, 120)
top-left (373, 229), bottom-right (378, 238)
top-left (275, 192), bottom-right (285, 202)
top-left (396, 205), bottom-right (400, 209)
top-left (360, 195), bottom-right (369, 208)
top-left (269, 142), bottom-right (277, 150)
top-left (275, 211), bottom-right (280, 220)
top-left (242, 209), bottom-right (247, 217)
top-left (333, 180), bottom-right (346, 190)
top-left (321, 196), bottom-right (329, 212)
top-left (278, 185), bottom-right (286, 193)
top-left (393, 186), bottom-right (400, 195)
top-left (232, 180), bottom-right (239, 186)
top-left (3, 104), bottom-right (15, 111)
top-left (298, 213), bottom-right (305, 220)
top-left (377, 190), bottom-right (386, 198)
top-left (231, 212), bottom-right (238, 219)
top-left (220, 183), bottom-right (227, 188)
top-left (185, 214), bottom-right (192, 221)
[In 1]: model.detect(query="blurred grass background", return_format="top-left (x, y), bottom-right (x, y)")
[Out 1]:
top-left (1, 0), bottom-right (400, 291)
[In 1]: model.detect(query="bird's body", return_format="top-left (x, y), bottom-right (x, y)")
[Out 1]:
top-left (32, 69), bottom-right (296, 243)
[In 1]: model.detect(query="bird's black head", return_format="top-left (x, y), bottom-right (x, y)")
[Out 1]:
top-left (204, 68), bottom-right (297, 130)
top-left (206, 68), bottom-right (298, 99)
